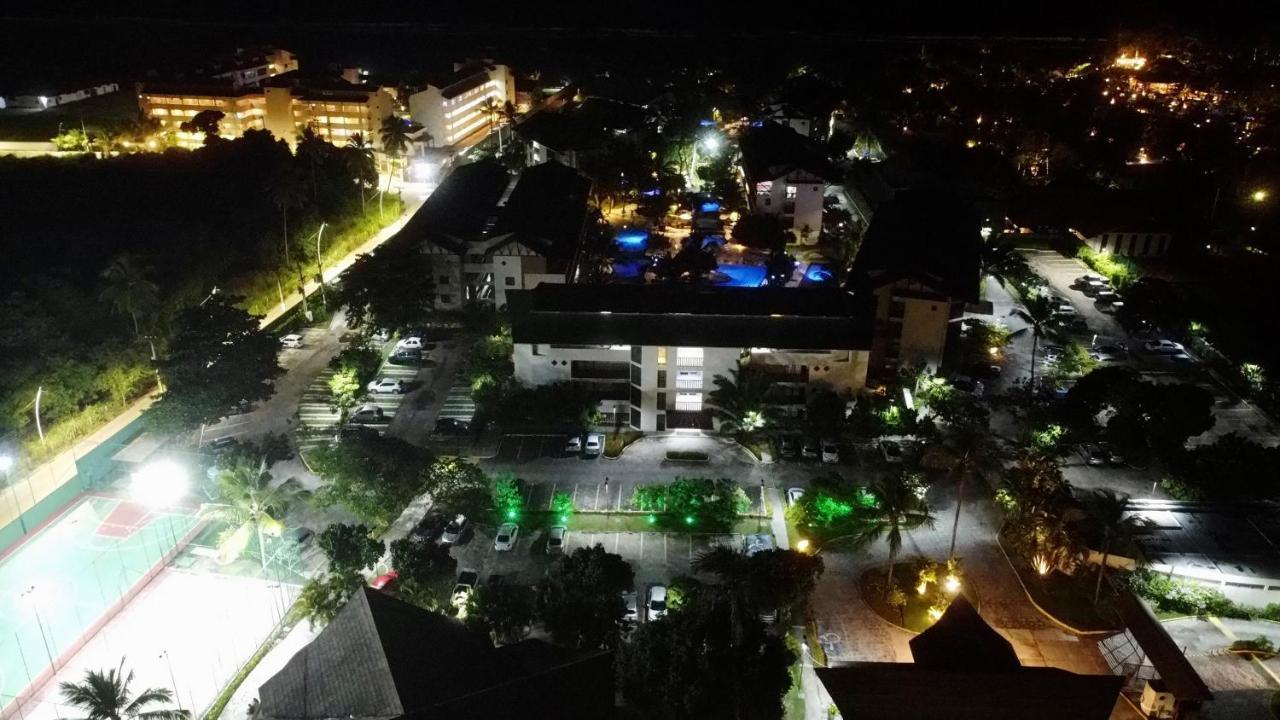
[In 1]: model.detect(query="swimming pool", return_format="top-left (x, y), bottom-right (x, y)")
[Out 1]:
top-left (612, 260), bottom-right (649, 280)
top-left (715, 264), bottom-right (768, 287)
top-left (615, 229), bottom-right (649, 253)
top-left (804, 263), bottom-right (836, 285)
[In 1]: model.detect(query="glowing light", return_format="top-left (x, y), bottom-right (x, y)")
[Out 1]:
top-left (796, 539), bottom-right (811, 552)
top-left (1032, 554), bottom-right (1051, 576)
top-left (927, 606), bottom-right (944, 622)
top-left (647, 514), bottom-right (657, 524)
top-left (684, 515), bottom-right (695, 526)
top-left (944, 575), bottom-right (960, 594)
top-left (965, 139), bottom-right (977, 149)
top-left (988, 346), bottom-right (1000, 357)
top-left (131, 460), bottom-right (188, 507)
top-left (1115, 53), bottom-right (1147, 71)
top-left (916, 581), bottom-right (929, 596)
top-left (1252, 189), bottom-right (1269, 203)
top-left (701, 134), bottom-right (721, 152)
top-left (0, 455), bottom-right (12, 473)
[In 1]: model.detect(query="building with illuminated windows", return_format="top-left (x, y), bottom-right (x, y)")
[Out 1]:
top-left (407, 61), bottom-right (515, 151)
top-left (192, 47), bottom-right (298, 89)
top-left (741, 122), bottom-right (838, 245)
top-left (138, 73), bottom-right (395, 149)
top-left (508, 285), bottom-right (874, 430)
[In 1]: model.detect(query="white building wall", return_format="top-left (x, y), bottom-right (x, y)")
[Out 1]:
top-left (753, 171), bottom-right (825, 245)
top-left (897, 296), bottom-right (950, 371)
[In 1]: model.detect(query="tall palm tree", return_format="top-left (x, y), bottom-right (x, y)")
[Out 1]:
top-left (267, 165), bottom-right (306, 265)
top-left (943, 413), bottom-right (1002, 559)
top-left (979, 241), bottom-right (1028, 288)
top-left (206, 457), bottom-right (311, 570)
top-left (1015, 292), bottom-right (1060, 389)
top-left (1082, 489), bottom-right (1147, 604)
top-left (707, 367), bottom-right (775, 434)
top-left (379, 115), bottom-right (411, 193)
top-left (482, 97), bottom-right (501, 153)
top-left (344, 133), bottom-right (377, 212)
top-left (59, 662), bottom-right (189, 720)
top-left (692, 545), bottom-right (750, 646)
top-left (100, 255), bottom-right (159, 338)
top-left (861, 471), bottom-right (935, 598)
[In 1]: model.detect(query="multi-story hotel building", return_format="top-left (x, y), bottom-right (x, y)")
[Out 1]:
top-left (509, 285), bottom-right (874, 430)
top-left (138, 74), bottom-right (395, 149)
top-left (408, 61), bottom-right (516, 150)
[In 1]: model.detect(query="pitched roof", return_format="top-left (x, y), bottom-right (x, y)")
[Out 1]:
top-left (908, 594), bottom-right (1020, 671)
top-left (515, 110), bottom-right (600, 153)
top-left (739, 121), bottom-right (838, 185)
top-left (816, 664), bottom-right (1124, 720)
top-left (1115, 589), bottom-right (1212, 702)
top-left (508, 285), bottom-right (875, 350)
top-left (399, 159), bottom-right (510, 252)
top-left (490, 161), bottom-right (591, 260)
top-left (257, 588), bottom-right (499, 720)
top-left (847, 188), bottom-right (981, 302)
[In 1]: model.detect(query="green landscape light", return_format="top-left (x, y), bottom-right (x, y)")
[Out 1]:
top-left (684, 515), bottom-right (695, 526)
top-left (647, 514), bottom-right (657, 524)
top-left (559, 514), bottom-right (569, 524)
top-left (506, 508), bottom-right (518, 520)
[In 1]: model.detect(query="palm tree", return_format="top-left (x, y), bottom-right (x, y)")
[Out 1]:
top-left (482, 97), bottom-right (501, 153)
top-left (707, 367), bottom-right (775, 434)
top-left (1082, 489), bottom-right (1147, 604)
top-left (344, 133), bottom-right (377, 212)
top-left (1015, 292), bottom-right (1060, 389)
top-left (379, 115), bottom-right (410, 194)
top-left (206, 457), bottom-right (311, 570)
top-left (100, 255), bottom-right (159, 338)
top-left (692, 545), bottom-right (750, 646)
top-left (861, 471), bottom-right (935, 598)
top-left (979, 241), bottom-right (1028, 288)
top-left (943, 414), bottom-right (1002, 559)
top-left (267, 164), bottom-right (306, 265)
top-left (59, 662), bottom-right (189, 720)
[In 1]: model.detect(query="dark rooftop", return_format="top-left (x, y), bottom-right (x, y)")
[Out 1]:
top-left (137, 80), bottom-right (257, 98)
top-left (908, 595), bottom-right (1020, 672)
top-left (739, 121), bottom-right (838, 185)
top-left (491, 160), bottom-right (591, 260)
top-left (848, 188), bottom-right (982, 302)
top-left (258, 588), bottom-right (614, 720)
top-left (1115, 590), bottom-right (1212, 703)
top-left (515, 110), bottom-right (601, 153)
top-left (508, 284), bottom-right (874, 350)
top-left (399, 159), bottom-right (510, 252)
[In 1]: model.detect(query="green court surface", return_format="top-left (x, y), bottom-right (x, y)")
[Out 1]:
top-left (0, 495), bottom-right (197, 710)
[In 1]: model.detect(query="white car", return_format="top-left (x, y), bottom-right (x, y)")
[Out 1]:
top-left (584, 433), bottom-right (604, 457)
top-left (280, 334), bottom-right (303, 348)
top-left (366, 378), bottom-right (405, 394)
top-left (1101, 300), bottom-right (1125, 314)
top-left (546, 526), bottom-right (567, 554)
top-left (821, 439), bottom-right (840, 464)
top-left (622, 591), bottom-right (639, 624)
top-left (451, 568), bottom-right (479, 607)
top-left (786, 487), bottom-right (805, 506)
top-left (647, 585), bottom-right (668, 621)
top-left (1144, 339), bottom-right (1185, 354)
top-left (395, 336), bottom-right (424, 351)
top-left (441, 514), bottom-right (468, 545)
top-left (493, 523), bottom-right (519, 551)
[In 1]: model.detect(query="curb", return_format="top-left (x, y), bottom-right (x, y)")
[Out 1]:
top-left (994, 528), bottom-right (1119, 638)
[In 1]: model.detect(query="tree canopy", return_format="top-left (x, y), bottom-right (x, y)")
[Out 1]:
top-left (536, 544), bottom-right (634, 649)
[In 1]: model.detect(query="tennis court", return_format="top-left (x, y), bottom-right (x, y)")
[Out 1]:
top-left (0, 495), bottom-right (198, 714)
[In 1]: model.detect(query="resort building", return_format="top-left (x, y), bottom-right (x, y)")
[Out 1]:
top-left (740, 122), bottom-right (838, 245)
top-left (508, 285), bottom-right (874, 431)
top-left (407, 61), bottom-right (516, 151)
top-left (193, 47), bottom-right (298, 89)
top-left (138, 73), bottom-right (396, 149)
top-left (408, 159), bottom-right (590, 309)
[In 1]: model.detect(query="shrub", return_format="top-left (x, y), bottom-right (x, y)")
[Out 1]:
top-left (1077, 246), bottom-right (1137, 290)
top-left (666, 450), bottom-right (709, 462)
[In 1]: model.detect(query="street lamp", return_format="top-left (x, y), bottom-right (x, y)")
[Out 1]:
top-left (19, 585), bottom-right (57, 670)
top-left (701, 134), bottom-right (721, 153)
top-left (132, 460), bottom-right (189, 548)
top-left (1252, 188), bottom-right (1270, 203)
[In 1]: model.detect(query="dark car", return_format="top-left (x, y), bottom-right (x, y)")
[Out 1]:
top-left (412, 512), bottom-right (447, 542)
top-left (778, 436), bottom-right (800, 460)
top-left (388, 349), bottom-right (423, 366)
top-left (434, 418), bottom-right (470, 436)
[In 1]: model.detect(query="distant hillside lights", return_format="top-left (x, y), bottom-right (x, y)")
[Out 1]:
top-left (1114, 53), bottom-right (1147, 71)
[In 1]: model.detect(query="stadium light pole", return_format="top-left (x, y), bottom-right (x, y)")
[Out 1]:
top-left (0, 455), bottom-right (24, 534)
top-left (19, 585), bottom-right (56, 670)
top-left (131, 460), bottom-right (189, 549)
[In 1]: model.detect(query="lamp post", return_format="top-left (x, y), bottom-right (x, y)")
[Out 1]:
top-left (159, 650), bottom-right (182, 712)
top-left (19, 585), bottom-right (57, 670)
top-left (603, 477), bottom-right (610, 515)
top-left (0, 455), bottom-right (24, 534)
top-left (132, 460), bottom-right (189, 550)
top-left (313, 222), bottom-right (329, 308)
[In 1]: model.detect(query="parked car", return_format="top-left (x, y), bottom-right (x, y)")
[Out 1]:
top-left (1168, 351), bottom-right (1196, 364)
top-left (778, 436), bottom-right (800, 460)
top-left (395, 336), bottom-right (424, 351)
top-left (1093, 291), bottom-right (1120, 306)
top-left (441, 514), bottom-right (469, 545)
top-left (347, 404), bottom-right (385, 425)
top-left (1080, 443), bottom-right (1109, 467)
top-left (371, 328), bottom-right (391, 342)
top-left (451, 569), bottom-right (479, 607)
top-left (336, 424), bottom-right (380, 442)
top-left (786, 487), bottom-right (805, 506)
top-left (1099, 442), bottom-right (1125, 466)
top-left (1040, 344), bottom-right (1065, 362)
top-left (494, 523), bottom-right (519, 551)
top-left (1101, 300), bottom-right (1125, 314)
top-left (412, 512), bottom-right (447, 542)
top-left (1059, 315), bottom-right (1089, 332)
top-left (879, 439), bottom-right (904, 463)
top-left (1072, 274), bottom-right (1105, 289)
top-left (366, 378), bottom-right (405, 394)
top-left (280, 334), bottom-right (304, 349)
top-left (1144, 339), bottom-right (1185, 354)
top-left (564, 435), bottom-right (584, 455)
top-left (370, 570), bottom-right (398, 591)
top-left (647, 585), bottom-right (668, 621)
top-left (821, 439), bottom-right (840, 464)
top-left (801, 437), bottom-right (821, 460)
top-left (950, 375), bottom-right (984, 397)
top-left (584, 433), bottom-right (604, 457)
top-left (744, 533), bottom-right (775, 557)
top-left (434, 418), bottom-right (470, 436)
top-left (286, 526), bottom-right (314, 547)
top-left (622, 590), bottom-right (639, 624)
top-left (1089, 348), bottom-right (1123, 363)
top-left (546, 526), bottom-right (567, 554)
top-left (388, 349), bottom-right (423, 366)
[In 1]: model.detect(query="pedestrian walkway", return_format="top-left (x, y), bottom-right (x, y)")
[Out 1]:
top-left (435, 380), bottom-right (476, 423)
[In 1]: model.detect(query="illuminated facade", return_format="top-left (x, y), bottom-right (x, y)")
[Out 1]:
top-left (408, 61), bottom-right (515, 150)
top-left (139, 79), bottom-right (395, 149)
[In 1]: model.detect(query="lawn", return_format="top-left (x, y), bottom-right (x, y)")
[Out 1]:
top-left (0, 90), bottom-right (140, 141)
top-left (1011, 559), bottom-right (1123, 632)
top-left (522, 510), bottom-right (765, 536)
top-left (860, 561), bottom-right (974, 633)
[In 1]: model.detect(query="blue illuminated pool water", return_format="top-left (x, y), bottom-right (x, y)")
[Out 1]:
top-left (698, 201), bottom-right (721, 214)
top-left (612, 261), bottom-right (648, 279)
top-left (716, 264), bottom-right (768, 287)
top-left (615, 230), bottom-right (649, 252)
top-left (804, 263), bottom-right (835, 284)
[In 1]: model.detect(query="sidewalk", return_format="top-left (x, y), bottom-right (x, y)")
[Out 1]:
top-left (2, 193), bottom-right (425, 539)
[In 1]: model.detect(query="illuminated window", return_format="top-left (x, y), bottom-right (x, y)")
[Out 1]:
top-left (675, 370), bottom-right (703, 389)
top-left (755, 181), bottom-right (772, 196)
top-left (676, 347), bottom-right (703, 367)
top-left (657, 347), bottom-right (667, 365)
top-left (675, 393), bottom-right (703, 411)
top-left (785, 185), bottom-right (798, 200)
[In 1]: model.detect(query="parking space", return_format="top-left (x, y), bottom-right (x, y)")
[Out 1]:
top-left (295, 339), bottom-right (424, 451)
top-left (493, 434), bottom-right (572, 462)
